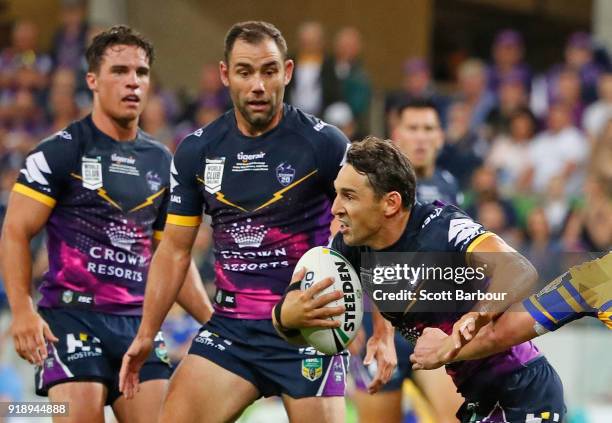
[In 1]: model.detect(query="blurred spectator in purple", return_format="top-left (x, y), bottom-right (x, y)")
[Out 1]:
top-left (455, 58), bottom-right (496, 131)
top-left (330, 26), bottom-right (371, 132)
top-left (520, 102), bottom-right (589, 196)
top-left (50, 0), bottom-right (88, 72)
top-left (484, 70), bottom-right (529, 138)
top-left (437, 100), bottom-right (486, 190)
top-left (487, 29), bottom-right (531, 94)
top-left (183, 63), bottom-right (230, 124)
top-left (521, 207), bottom-right (563, 281)
top-left (487, 106), bottom-right (537, 195)
top-left (286, 21), bottom-right (339, 117)
top-left (551, 67), bottom-right (585, 128)
top-left (0, 20), bottom-right (52, 94)
top-left (582, 71), bottom-right (612, 140)
top-left (549, 32), bottom-right (604, 105)
top-left (323, 102), bottom-right (358, 141)
top-left (476, 198), bottom-right (522, 248)
top-left (385, 58), bottom-right (449, 134)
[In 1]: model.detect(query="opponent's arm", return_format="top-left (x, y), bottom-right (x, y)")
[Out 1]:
top-left (120, 223), bottom-right (198, 398)
top-left (0, 192), bottom-right (58, 365)
top-left (411, 303), bottom-right (538, 369)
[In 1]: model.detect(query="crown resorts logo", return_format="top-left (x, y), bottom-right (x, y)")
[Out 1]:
top-left (106, 222), bottom-right (138, 252)
top-left (228, 218), bottom-right (268, 248)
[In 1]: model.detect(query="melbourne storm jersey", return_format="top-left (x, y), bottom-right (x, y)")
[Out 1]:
top-left (416, 168), bottom-right (461, 206)
top-left (331, 201), bottom-right (540, 394)
top-left (14, 116), bottom-right (171, 315)
top-left (168, 104), bottom-right (349, 319)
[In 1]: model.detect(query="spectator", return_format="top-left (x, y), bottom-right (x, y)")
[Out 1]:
top-left (487, 29), bottom-right (531, 94)
top-left (487, 106), bottom-right (537, 195)
top-left (521, 207), bottom-right (563, 281)
top-left (484, 71), bottom-right (529, 138)
top-left (551, 67), bottom-right (585, 128)
top-left (50, 0), bottom-right (89, 73)
top-left (330, 26), bottom-right (371, 132)
top-left (323, 102), bottom-right (358, 141)
top-left (455, 58), bottom-right (496, 131)
top-left (141, 94), bottom-right (176, 150)
top-left (385, 58), bottom-right (449, 133)
top-left (437, 100), bottom-right (486, 189)
top-left (286, 21), bottom-right (339, 117)
top-left (521, 102), bottom-right (589, 195)
top-left (582, 71), bottom-right (612, 140)
top-left (183, 63), bottom-right (230, 124)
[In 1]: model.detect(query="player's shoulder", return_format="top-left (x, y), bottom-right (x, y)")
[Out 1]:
top-left (417, 201), bottom-right (485, 249)
top-left (34, 119), bottom-right (86, 159)
top-left (177, 110), bottom-right (233, 153)
top-left (136, 129), bottom-right (172, 160)
top-left (284, 104), bottom-right (348, 146)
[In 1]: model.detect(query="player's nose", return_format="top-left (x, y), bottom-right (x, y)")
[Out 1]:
top-left (331, 196), bottom-right (343, 216)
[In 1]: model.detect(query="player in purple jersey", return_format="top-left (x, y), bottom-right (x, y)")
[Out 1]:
top-left (0, 26), bottom-right (211, 423)
top-left (343, 99), bottom-right (462, 423)
top-left (278, 137), bottom-right (566, 422)
top-left (119, 21), bottom-right (396, 422)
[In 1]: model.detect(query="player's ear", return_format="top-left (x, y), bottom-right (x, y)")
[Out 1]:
top-left (383, 191), bottom-right (402, 217)
top-left (284, 59), bottom-right (294, 85)
top-left (86, 72), bottom-right (98, 92)
top-left (219, 60), bottom-right (230, 87)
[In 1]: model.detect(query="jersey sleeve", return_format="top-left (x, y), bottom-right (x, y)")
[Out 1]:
top-left (423, 205), bottom-right (493, 254)
top-left (152, 187), bottom-right (170, 240)
top-left (314, 123), bottom-right (350, 199)
top-left (13, 132), bottom-right (78, 208)
top-left (166, 135), bottom-right (204, 227)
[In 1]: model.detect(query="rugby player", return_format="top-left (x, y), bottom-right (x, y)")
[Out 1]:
top-left (0, 26), bottom-right (211, 423)
top-left (119, 21), bottom-right (396, 423)
top-left (349, 98), bottom-right (462, 423)
top-left (410, 252), bottom-right (611, 370)
top-left (278, 137), bottom-right (566, 422)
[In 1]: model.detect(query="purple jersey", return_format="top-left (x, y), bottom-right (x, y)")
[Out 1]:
top-left (332, 202), bottom-right (541, 395)
top-left (14, 116), bottom-right (171, 315)
top-left (168, 105), bottom-right (349, 319)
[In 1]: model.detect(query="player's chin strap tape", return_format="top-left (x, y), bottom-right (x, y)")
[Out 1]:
top-left (274, 283), bottom-right (302, 338)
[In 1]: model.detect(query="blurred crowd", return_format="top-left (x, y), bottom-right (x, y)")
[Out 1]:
top-left (0, 1), bottom-right (611, 405)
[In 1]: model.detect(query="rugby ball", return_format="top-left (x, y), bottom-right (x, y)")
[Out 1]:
top-left (296, 246), bottom-right (363, 354)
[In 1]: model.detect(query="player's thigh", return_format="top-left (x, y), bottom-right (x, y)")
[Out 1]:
top-left (352, 389), bottom-right (402, 423)
top-left (112, 379), bottom-right (167, 423)
top-left (160, 354), bottom-right (260, 423)
top-left (413, 368), bottom-right (462, 423)
top-left (282, 395), bottom-right (345, 423)
top-left (48, 381), bottom-right (107, 423)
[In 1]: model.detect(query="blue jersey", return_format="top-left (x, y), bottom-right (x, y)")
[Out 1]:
top-left (332, 201), bottom-right (540, 393)
top-left (168, 105), bottom-right (349, 319)
top-left (14, 116), bottom-right (171, 315)
top-left (416, 168), bottom-right (461, 206)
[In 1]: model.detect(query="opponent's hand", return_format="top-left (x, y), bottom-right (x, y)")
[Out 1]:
top-left (10, 308), bottom-right (58, 365)
top-left (120, 335), bottom-right (153, 399)
top-left (347, 326), bottom-right (366, 356)
top-left (450, 311), bottom-right (492, 349)
top-left (363, 332), bottom-right (397, 394)
top-left (279, 268), bottom-right (345, 329)
top-left (410, 327), bottom-right (453, 370)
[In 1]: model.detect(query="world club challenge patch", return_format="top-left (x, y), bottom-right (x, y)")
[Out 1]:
top-left (81, 156), bottom-right (103, 190)
top-left (301, 357), bottom-right (323, 381)
top-left (204, 157), bottom-right (225, 194)
top-left (276, 162), bottom-right (295, 186)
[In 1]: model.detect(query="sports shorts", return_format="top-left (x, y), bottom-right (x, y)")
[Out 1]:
top-left (36, 307), bottom-right (171, 405)
top-left (188, 313), bottom-right (348, 398)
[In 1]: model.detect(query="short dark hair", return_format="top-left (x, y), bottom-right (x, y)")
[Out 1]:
top-left (224, 21), bottom-right (288, 64)
top-left (86, 25), bottom-right (154, 73)
top-left (346, 136), bottom-right (416, 209)
top-left (397, 98), bottom-right (441, 122)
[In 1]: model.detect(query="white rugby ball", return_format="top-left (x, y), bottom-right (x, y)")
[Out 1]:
top-left (296, 246), bottom-right (363, 355)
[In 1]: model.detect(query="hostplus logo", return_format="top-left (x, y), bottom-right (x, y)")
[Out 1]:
top-left (228, 218), bottom-right (268, 248)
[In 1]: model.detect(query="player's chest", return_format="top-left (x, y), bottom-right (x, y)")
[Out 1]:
top-left (197, 145), bottom-right (320, 211)
top-left (68, 149), bottom-right (168, 212)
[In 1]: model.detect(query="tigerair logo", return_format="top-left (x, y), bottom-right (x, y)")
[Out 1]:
top-left (111, 154), bottom-right (136, 165)
top-left (237, 152), bottom-right (265, 162)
